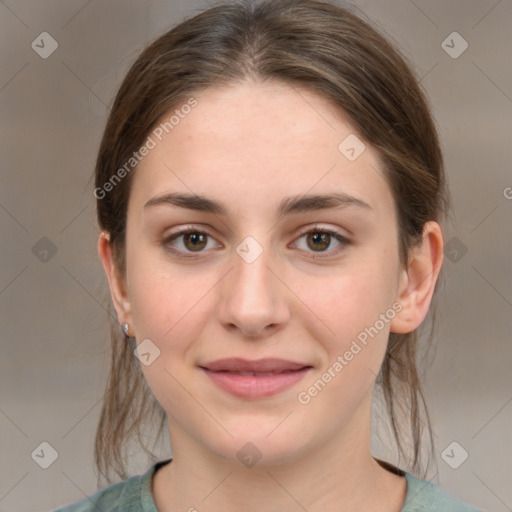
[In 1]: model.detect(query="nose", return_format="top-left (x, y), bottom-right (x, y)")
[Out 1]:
top-left (216, 243), bottom-right (290, 339)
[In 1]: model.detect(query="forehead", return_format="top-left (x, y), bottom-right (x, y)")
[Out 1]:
top-left (130, 80), bottom-right (394, 220)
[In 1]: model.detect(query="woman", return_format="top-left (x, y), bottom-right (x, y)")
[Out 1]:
top-left (55, 0), bottom-right (482, 510)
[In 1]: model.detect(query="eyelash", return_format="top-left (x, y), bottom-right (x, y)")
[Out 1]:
top-left (161, 225), bottom-right (351, 260)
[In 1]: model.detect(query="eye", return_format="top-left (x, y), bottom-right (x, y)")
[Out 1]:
top-left (162, 225), bottom-right (350, 259)
top-left (293, 227), bottom-right (350, 257)
top-left (162, 228), bottom-right (220, 257)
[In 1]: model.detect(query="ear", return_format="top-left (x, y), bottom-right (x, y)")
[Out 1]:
top-left (97, 231), bottom-right (133, 329)
top-left (390, 221), bottom-right (444, 334)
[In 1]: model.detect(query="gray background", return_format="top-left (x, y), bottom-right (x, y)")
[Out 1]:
top-left (1, 1), bottom-right (511, 511)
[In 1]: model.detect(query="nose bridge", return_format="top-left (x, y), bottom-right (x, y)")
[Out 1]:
top-left (217, 233), bottom-right (289, 336)
top-left (232, 236), bottom-right (275, 308)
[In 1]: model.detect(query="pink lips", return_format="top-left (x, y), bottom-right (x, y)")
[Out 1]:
top-left (199, 358), bottom-right (312, 399)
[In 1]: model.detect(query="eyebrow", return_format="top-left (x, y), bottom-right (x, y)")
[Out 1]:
top-left (143, 192), bottom-right (373, 217)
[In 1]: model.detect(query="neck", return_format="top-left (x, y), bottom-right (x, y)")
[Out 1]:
top-left (152, 398), bottom-right (406, 512)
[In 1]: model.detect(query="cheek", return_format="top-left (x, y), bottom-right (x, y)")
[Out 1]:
top-left (294, 270), bottom-right (396, 421)
top-left (293, 252), bottom-right (399, 400)
top-left (294, 257), bottom-right (398, 344)
top-left (129, 262), bottom-right (210, 347)
top-left (127, 263), bottom-right (215, 412)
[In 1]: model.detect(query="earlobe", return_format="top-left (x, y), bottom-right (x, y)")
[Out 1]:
top-left (97, 231), bottom-right (133, 326)
top-left (390, 221), bottom-right (444, 334)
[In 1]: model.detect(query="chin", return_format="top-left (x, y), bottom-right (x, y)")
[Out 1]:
top-left (203, 421), bottom-right (312, 469)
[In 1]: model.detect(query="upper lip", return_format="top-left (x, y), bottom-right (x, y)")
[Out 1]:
top-left (200, 358), bottom-right (311, 373)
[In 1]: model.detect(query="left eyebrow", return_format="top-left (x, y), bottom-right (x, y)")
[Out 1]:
top-left (277, 193), bottom-right (373, 217)
top-left (143, 192), bottom-right (373, 218)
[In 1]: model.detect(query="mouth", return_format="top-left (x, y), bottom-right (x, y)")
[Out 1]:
top-left (199, 358), bottom-right (313, 399)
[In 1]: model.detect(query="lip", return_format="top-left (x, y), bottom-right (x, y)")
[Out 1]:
top-left (199, 358), bottom-right (312, 399)
top-left (201, 357), bottom-right (309, 373)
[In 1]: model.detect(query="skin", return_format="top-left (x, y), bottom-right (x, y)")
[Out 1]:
top-left (98, 80), bottom-right (444, 511)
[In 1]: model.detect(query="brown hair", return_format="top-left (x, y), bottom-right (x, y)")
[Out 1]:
top-left (93, 0), bottom-right (448, 484)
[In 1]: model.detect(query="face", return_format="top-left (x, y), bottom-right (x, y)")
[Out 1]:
top-left (113, 81), bottom-right (409, 466)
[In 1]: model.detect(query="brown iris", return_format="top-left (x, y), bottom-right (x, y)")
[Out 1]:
top-left (183, 232), bottom-right (208, 251)
top-left (306, 232), bottom-right (331, 252)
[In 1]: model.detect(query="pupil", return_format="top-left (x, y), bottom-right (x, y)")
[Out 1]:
top-left (309, 232), bottom-right (329, 251)
top-left (185, 232), bottom-right (206, 251)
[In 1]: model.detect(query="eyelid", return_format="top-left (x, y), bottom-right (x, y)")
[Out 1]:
top-left (291, 224), bottom-right (351, 258)
top-left (294, 223), bottom-right (350, 242)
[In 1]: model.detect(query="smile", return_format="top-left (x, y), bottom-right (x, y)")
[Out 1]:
top-left (199, 358), bottom-right (312, 399)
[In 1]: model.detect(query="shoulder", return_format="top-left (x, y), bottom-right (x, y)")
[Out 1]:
top-left (52, 460), bottom-right (168, 512)
top-left (403, 472), bottom-right (483, 512)
top-left (52, 477), bottom-right (130, 512)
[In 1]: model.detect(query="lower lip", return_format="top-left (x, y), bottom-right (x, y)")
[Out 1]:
top-left (201, 367), bottom-right (311, 399)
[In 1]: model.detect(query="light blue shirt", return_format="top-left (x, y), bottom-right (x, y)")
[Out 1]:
top-left (54, 459), bottom-right (483, 511)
